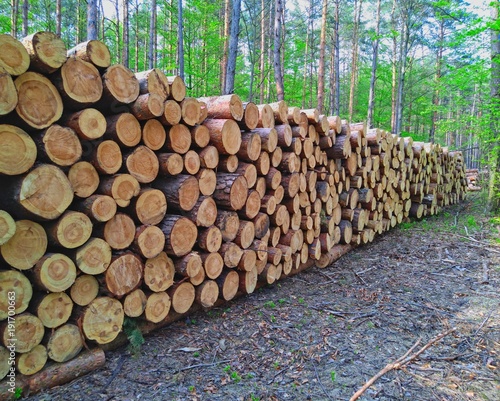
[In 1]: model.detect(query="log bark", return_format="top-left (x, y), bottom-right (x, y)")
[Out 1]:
top-left (203, 119), bottom-right (242, 155)
top-left (159, 215), bottom-right (198, 257)
top-left (22, 31), bottom-right (66, 74)
top-left (197, 94), bottom-right (244, 121)
top-left (80, 296), bottom-right (124, 344)
top-left (135, 68), bottom-right (170, 100)
top-left (70, 275), bottom-right (99, 306)
top-left (144, 251), bottom-right (175, 292)
top-left (59, 108), bottom-right (106, 140)
top-left (154, 174), bottom-right (200, 212)
top-left (213, 173), bottom-right (248, 211)
top-left (45, 323), bottom-right (83, 363)
top-left (0, 124), bottom-right (36, 175)
top-left (14, 72), bottom-right (63, 129)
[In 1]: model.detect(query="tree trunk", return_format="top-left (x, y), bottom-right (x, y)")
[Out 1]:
top-left (317, 0), bottom-right (328, 113)
top-left (348, 0), bottom-right (363, 122)
top-left (87, 0), bottom-right (98, 40)
top-left (148, 0), bottom-right (156, 69)
top-left (367, 0), bottom-right (381, 129)
top-left (122, 0), bottom-right (129, 68)
top-left (273, 0), bottom-right (285, 101)
top-left (177, 0), bottom-right (184, 79)
top-left (80, 296), bottom-right (124, 344)
top-left (221, 0), bottom-right (231, 92)
top-left (46, 324), bottom-right (83, 362)
top-left (224, 0), bottom-right (241, 94)
top-left (0, 270), bottom-right (32, 319)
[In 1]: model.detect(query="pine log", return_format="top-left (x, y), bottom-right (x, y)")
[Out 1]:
top-left (240, 101), bottom-right (259, 130)
top-left (143, 251), bottom-right (175, 293)
top-left (124, 145), bottom-right (159, 184)
top-left (213, 173), bottom-right (248, 211)
top-left (196, 168), bottom-right (217, 196)
top-left (249, 239), bottom-right (268, 261)
top-left (271, 147), bottom-right (283, 167)
top-left (0, 313), bottom-right (44, 352)
top-left (198, 145), bottom-right (219, 169)
top-left (256, 104), bottom-right (275, 128)
top-left (104, 253), bottom-right (143, 297)
top-left (45, 210), bottom-right (93, 249)
top-left (203, 119), bottom-right (242, 155)
top-left (161, 99), bottom-right (182, 126)
top-left (237, 249), bottom-right (257, 272)
top-left (168, 282), bottom-right (195, 314)
top-left (219, 242), bottom-right (243, 268)
top-left (339, 220), bottom-right (353, 244)
top-left (154, 174), bottom-right (200, 212)
top-left (52, 56), bottom-right (103, 109)
top-left (74, 194), bottom-right (116, 223)
top-left (165, 123), bottom-right (192, 154)
top-left (238, 132), bottom-right (262, 162)
top-left (21, 31), bottom-right (66, 74)
top-left (59, 108), bottom-right (106, 140)
top-left (234, 220), bottom-right (255, 249)
top-left (144, 291), bottom-right (171, 323)
top-left (195, 280), bottom-right (219, 308)
top-left (253, 128), bottom-right (278, 153)
top-left (0, 66), bottom-right (17, 115)
top-left (201, 252), bottom-right (224, 279)
top-left (73, 237), bottom-right (112, 275)
top-left (142, 119), bottom-right (166, 150)
top-left (89, 139), bottom-right (122, 174)
top-left (255, 152), bottom-right (271, 179)
top-left (99, 213), bottom-right (136, 250)
top-left (238, 190), bottom-right (261, 220)
top-left (167, 75), bottom-right (186, 102)
top-left (129, 93), bottom-right (164, 120)
top-left (266, 167), bottom-right (282, 190)
top-left (16, 344), bottom-right (47, 376)
top-left (252, 212), bottom-right (271, 239)
top-left (0, 270), bottom-right (32, 319)
top-left (184, 196), bottom-right (218, 227)
top-left (180, 97), bottom-right (201, 126)
top-left (135, 68), bottom-right (170, 100)
top-left (123, 288), bottom-right (147, 317)
top-left (158, 152), bottom-right (184, 176)
top-left (174, 251), bottom-right (203, 278)
top-left (189, 124), bottom-right (210, 148)
top-left (101, 64), bottom-right (139, 105)
top-left (197, 94), bottom-right (244, 121)
top-left (160, 215), bottom-right (198, 257)
top-left (259, 263), bottom-right (280, 285)
top-left (45, 323), bottom-right (83, 363)
top-left (131, 225), bottom-right (165, 259)
top-left (215, 210), bottom-right (240, 242)
top-left (31, 292), bottom-right (73, 328)
top-left (218, 154), bottom-right (239, 173)
top-left (239, 267), bottom-right (258, 294)
top-left (105, 112), bottom-right (141, 147)
top-left (0, 220), bottom-right (47, 270)
top-left (0, 34), bottom-right (30, 76)
top-left (255, 175), bottom-right (268, 199)
top-left (234, 162), bottom-right (258, 188)
top-left (275, 123), bottom-right (293, 147)
top-left (67, 162), bottom-right (99, 199)
top-left (80, 297), bottom-right (124, 344)
top-left (197, 226), bottom-right (223, 253)
top-left (32, 253), bottom-right (77, 292)
top-left (1, 125), bottom-right (36, 177)
top-left (183, 149), bottom-right (201, 175)
top-left (70, 274), bottom-right (99, 306)
top-left (67, 40), bottom-right (110, 68)
top-left (217, 270), bottom-right (239, 301)
top-left (14, 72), bottom-right (63, 129)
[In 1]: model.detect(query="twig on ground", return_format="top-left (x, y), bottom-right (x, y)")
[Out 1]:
top-left (313, 364), bottom-right (335, 401)
top-left (175, 359), bottom-right (231, 373)
top-left (349, 327), bottom-right (456, 401)
top-left (356, 266), bottom-right (377, 275)
top-left (102, 354), bottom-right (127, 390)
top-left (267, 366), bottom-right (290, 385)
top-left (473, 309), bottom-right (494, 337)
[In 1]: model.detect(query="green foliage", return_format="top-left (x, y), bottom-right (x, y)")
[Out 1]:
top-left (123, 317), bottom-right (145, 356)
top-left (263, 300), bottom-right (276, 309)
top-left (330, 370), bottom-right (336, 383)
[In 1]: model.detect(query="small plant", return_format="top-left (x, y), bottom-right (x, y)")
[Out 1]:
top-left (230, 371), bottom-right (242, 383)
top-left (188, 385), bottom-right (195, 392)
top-left (273, 361), bottom-right (280, 369)
top-left (366, 321), bottom-right (375, 329)
top-left (330, 371), bottom-right (336, 383)
top-left (278, 298), bottom-right (286, 305)
top-left (270, 315), bottom-right (276, 323)
top-left (250, 394), bottom-right (259, 401)
top-left (223, 365), bottom-right (231, 373)
top-left (193, 351), bottom-right (200, 357)
top-left (12, 388), bottom-right (22, 400)
top-left (298, 297), bottom-right (305, 304)
top-left (263, 300), bottom-right (276, 309)
top-left (123, 317), bottom-right (145, 356)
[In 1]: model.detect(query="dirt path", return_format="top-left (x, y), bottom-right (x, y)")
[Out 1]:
top-left (26, 196), bottom-right (499, 401)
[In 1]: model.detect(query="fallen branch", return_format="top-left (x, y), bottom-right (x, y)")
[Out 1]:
top-left (175, 359), bottom-right (231, 373)
top-left (349, 327), bottom-right (456, 401)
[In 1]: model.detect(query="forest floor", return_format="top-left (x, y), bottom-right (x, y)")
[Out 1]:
top-left (26, 191), bottom-right (499, 401)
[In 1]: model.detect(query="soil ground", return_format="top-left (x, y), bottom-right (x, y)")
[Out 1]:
top-left (25, 192), bottom-right (499, 401)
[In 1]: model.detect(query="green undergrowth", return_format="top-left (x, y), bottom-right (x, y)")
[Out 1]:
top-left (399, 190), bottom-right (500, 244)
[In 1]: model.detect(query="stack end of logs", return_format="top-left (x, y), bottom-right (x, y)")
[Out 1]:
top-left (0, 31), bottom-right (467, 397)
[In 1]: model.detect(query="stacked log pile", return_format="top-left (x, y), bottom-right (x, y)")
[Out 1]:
top-left (0, 32), bottom-right (467, 393)
top-left (466, 168), bottom-right (482, 191)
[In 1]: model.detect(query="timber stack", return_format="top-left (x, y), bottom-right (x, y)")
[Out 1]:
top-left (0, 32), bottom-right (468, 395)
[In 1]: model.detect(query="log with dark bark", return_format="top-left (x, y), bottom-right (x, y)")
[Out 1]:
top-left (22, 31), bottom-right (66, 74)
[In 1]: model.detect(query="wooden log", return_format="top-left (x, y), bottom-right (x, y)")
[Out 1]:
top-left (31, 253), bottom-right (76, 292)
top-left (275, 123), bottom-right (293, 147)
top-left (166, 75), bottom-right (186, 102)
top-left (0, 34), bottom-right (30, 76)
top-left (154, 174), bottom-right (200, 212)
top-left (218, 154), bottom-right (239, 173)
top-left (196, 168), bottom-right (217, 196)
top-left (203, 119), bottom-right (242, 155)
top-left (259, 263), bottom-right (280, 285)
top-left (160, 215), bottom-right (198, 257)
top-left (67, 162), bottom-right (99, 199)
top-left (45, 211), bottom-right (93, 249)
top-left (98, 213), bottom-right (136, 250)
top-left (70, 275), bottom-right (99, 306)
top-left (195, 280), bottom-right (219, 308)
top-left (213, 173), bottom-right (248, 211)
top-left (52, 56), bottom-right (103, 109)
top-left (201, 252), bottom-right (224, 279)
top-left (190, 124), bottom-right (211, 148)
top-left (0, 220), bottom-right (47, 270)
top-left (14, 71), bottom-right (63, 129)
top-left (180, 97), bottom-right (201, 126)
top-left (15, 344), bottom-right (47, 376)
top-left (184, 196), bottom-right (218, 228)
top-left (219, 242), bottom-right (243, 268)
top-left (0, 66), bottom-right (17, 115)
top-left (135, 68), bottom-right (170, 100)
top-left (239, 101), bottom-right (259, 130)
top-left (174, 251), bottom-right (202, 279)
top-left (339, 220), bottom-right (353, 244)
top-left (268, 100), bottom-right (288, 124)
top-left (0, 125), bottom-right (37, 175)
top-left (233, 220), bottom-right (255, 249)
top-left (80, 297), bottom-right (124, 344)
top-left (131, 225), bottom-right (165, 259)
top-left (45, 323), bottom-right (83, 363)
top-left (165, 124), bottom-right (192, 154)
top-left (234, 162), bottom-right (258, 188)
top-left (256, 104), bottom-right (275, 128)
top-left (160, 99), bottom-right (182, 126)
top-left (266, 167), bottom-right (282, 190)
top-left (73, 237), bottom-right (111, 275)
top-left (144, 291), bottom-right (171, 322)
top-left (59, 108), bottom-right (106, 141)
top-left (0, 270), bottom-right (32, 319)
top-left (158, 152), bottom-right (184, 176)
top-left (124, 145), bottom-right (159, 184)
top-left (183, 149), bottom-right (201, 175)
top-left (0, 313), bottom-right (44, 352)
top-left (215, 211), bottom-right (240, 242)
top-left (198, 145), bottom-right (219, 169)
top-left (238, 249), bottom-right (257, 272)
top-left (67, 40), bottom-right (111, 69)
top-left (22, 31), bottom-right (66, 73)
top-left (101, 64), bottom-right (139, 105)
top-left (123, 288), bottom-right (147, 317)
top-left (197, 226), bottom-right (223, 253)
top-left (105, 112), bottom-right (141, 148)
top-left (249, 239), bottom-right (268, 261)
top-left (142, 119), bottom-right (166, 150)
top-left (238, 132), bottom-right (262, 162)
top-left (104, 253), bottom-right (143, 297)
top-left (89, 139), bottom-right (122, 175)
top-left (74, 194), bottom-right (116, 223)
top-left (143, 251), bottom-right (175, 293)
top-left (217, 270), bottom-right (240, 301)
top-left (31, 292), bottom-right (73, 328)
top-left (168, 282), bottom-right (195, 314)
top-left (197, 94), bottom-right (244, 121)
top-left (129, 93), bottom-right (164, 120)
top-left (238, 190), bottom-right (261, 220)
